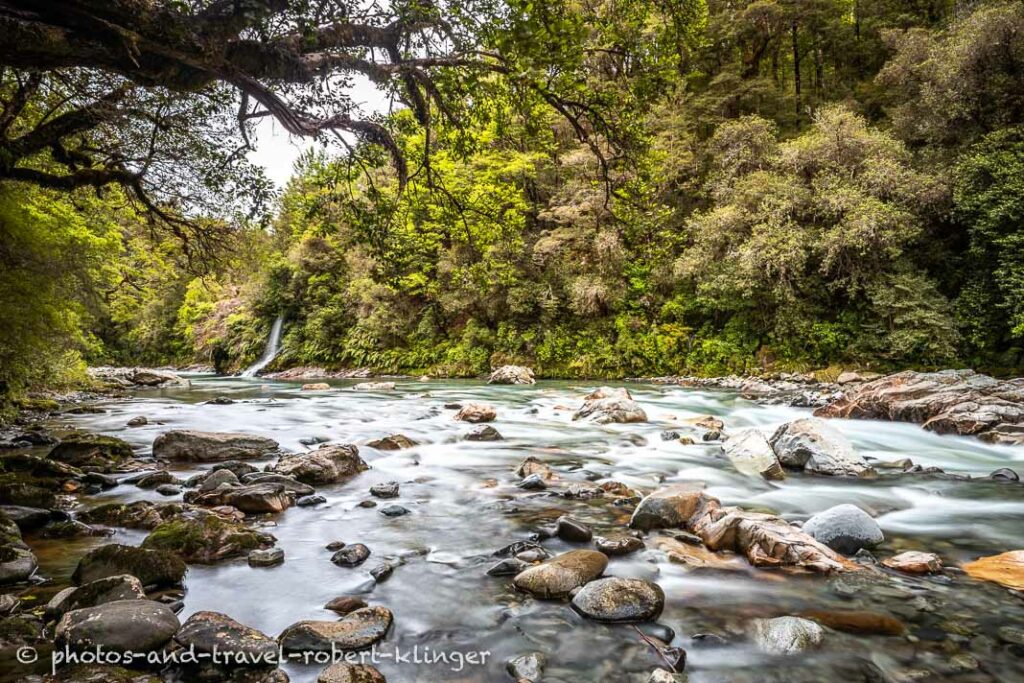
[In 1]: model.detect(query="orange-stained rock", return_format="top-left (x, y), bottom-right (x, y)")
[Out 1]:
top-left (801, 609), bottom-right (905, 636)
top-left (963, 550), bottom-right (1024, 590)
top-left (882, 551), bottom-right (942, 574)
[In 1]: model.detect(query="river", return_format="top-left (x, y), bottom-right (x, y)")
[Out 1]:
top-left (26, 374), bottom-right (1024, 682)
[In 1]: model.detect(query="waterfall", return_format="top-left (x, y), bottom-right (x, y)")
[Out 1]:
top-left (241, 314), bottom-right (284, 377)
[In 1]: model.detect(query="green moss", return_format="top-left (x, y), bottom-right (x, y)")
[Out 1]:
top-left (142, 515), bottom-right (264, 563)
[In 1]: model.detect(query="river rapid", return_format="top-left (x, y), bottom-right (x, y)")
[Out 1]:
top-left (26, 375), bottom-right (1024, 682)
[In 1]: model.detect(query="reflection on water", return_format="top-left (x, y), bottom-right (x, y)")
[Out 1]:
top-left (29, 376), bottom-right (1024, 682)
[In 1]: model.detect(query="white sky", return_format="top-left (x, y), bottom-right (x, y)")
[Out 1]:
top-left (246, 77), bottom-right (393, 188)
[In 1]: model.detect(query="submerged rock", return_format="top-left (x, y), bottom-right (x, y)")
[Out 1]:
top-left (769, 418), bottom-right (873, 477)
top-left (749, 616), bottom-right (825, 655)
top-left (506, 652), bottom-right (545, 681)
top-left (882, 551), bottom-right (942, 574)
top-left (488, 365), bottom-right (536, 385)
top-left (153, 430), bottom-right (279, 462)
top-left (278, 606), bottom-right (393, 652)
top-left (454, 403), bottom-right (497, 423)
top-left (72, 543), bottom-right (186, 587)
top-left (802, 504), bottom-right (884, 555)
top-left (272, 444), bottom-right (368, 485)
top-left (722, 430), bottom-right (785, 480)
top-left (56, 599), bottom-right (180, 653)
top-left (573, 387), bottom-right (647, 424)
top-left (571, 577), bottom-right (665, 622)
top-left (512, 549), bottom-right (608, 599)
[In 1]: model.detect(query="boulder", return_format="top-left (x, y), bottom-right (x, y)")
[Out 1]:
top-left (198, 468), bottom-right (241, 492)
top-left (352, 382), bottom-right (395, 391)
top-left (272, 444), bottom-right (368, 485)
top-left (573, 387), bottom-right (647, 424)
top-left (0, 505), bottom-right (52, 531)
top-left (0, 543), bottom-right (37, 585)
top-left (142, 512), bottom-right (272, 563)
top-left (882, 551), bottom-right (942, 574)
top-left (332, 544), bottom-right (371, 567)
top-left (48, 433), bottom-right (134, 471)
top-left (366, 435), bottom-right (416, 450)
top-left (464, 425), bottom-right (503, 441)
top-left (56, 599), bottom-right (180, 653)
top-left (302, 383), bottom-right (331, 391)
top-left (278, 606), bottom-right (393, 652)
top-left (962, 550), bottom-right (1024, 590)
top-left (186, 483), bottom-right (293, 514)
top-left (89, 366), bottom-right (189, 388)
top-left (454, 403), bottom-right (497, 423)
top-left (815, 369), bottom-right (1024, 445)
top-left (369, 482), bottom-right (399, 499)
top-left (153, 430), bottom-right (279, 462)
top-left (248, 547), bottom-right (285, 567)
top-left (240, 472), bottom-right (316, 496)
top-left (555, 516), bottom-right (592, 543)
top-left (802, 504), bottom-right (883, 555)
top-left (318, 664), bottom-right (386, 683)
top-left (78, 501), bottom-right (188, 530)
top-left (722, 430), bottom-right (785, 480)
top-left (629, 484), bottom-right (705, 531)
top-left (748, 616), bottom-right (825, 655)
top-left (512, 550), bottom-right (608, 599)
top-left (514, 456), bottom-right (555, 481)
top-left (45, 574), bottom-right (146, 620)
top-left (594, 536), bottom-right (644, 557)
top-left (769, 418), bottom-right (873, 477)
top-left (571, 577), bottom-right (665, 622)
top-left (72, 544), bottom-right (186, 587)
top-left (488, 365), bottom-right (536, 385)
top-left (174, 611), bottom-right (279, 663)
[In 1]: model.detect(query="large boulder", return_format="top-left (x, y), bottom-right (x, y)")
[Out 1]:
top-left (78, 501), bottom-right (189, 530)
top-left (45, 574), bottom-right (146, 621)
top-left (815, 369), bottom-right (1024, 445)
top-left (769, 418), bottom-right (873, 477)
top-left (488, 365), bottom-right (536, 385)
top-left (56, 599), bottom-right (180, 653)
top-left (722, 430), bottom-right (785, 480)
top-left (272, 444), bottom-right (368, 485)
top-left (571, 577), bottom-right (664, 622)
top-left (174, 611), bottom-right (279, 663)
top-left (185, 483), bottom-right (293, 514)
top-left (512, 550), bottom-right (608, 599)
top-left (89, 367), bottom-right (190, 388)
top-left (240, 472), bottom-right (316, 496)
top-left (49, 433), bottom-right (134, 472)
top-left (279, 606), bottom-right (393, 652)
top-left (0, 513), bottom-right (37, 585)
top-left (573, 387), bottom-right (647, 424)
top-left (153, 430), bottom-right (279, 462)
top-left (629, 484), bottom-right (705, 530)
top-left (72, 544), bottom-right (186, 587)
top-left (142, 512), bottom-right (273, 563)
top-left (802, 504), bottom-right (884, 555)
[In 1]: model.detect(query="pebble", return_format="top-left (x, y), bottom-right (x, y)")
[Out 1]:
top-left (990, 467), bottom-right (1019, 482)
top-left (326, 541), bottom-right (346, 551)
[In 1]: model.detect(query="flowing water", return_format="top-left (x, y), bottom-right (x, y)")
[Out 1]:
top-left (241, 315), bottom-right (285, 377)
top-left (24, 376), bottom-right (1024, 682)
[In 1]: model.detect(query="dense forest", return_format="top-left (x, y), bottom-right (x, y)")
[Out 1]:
top-left (4, 0), bottom-right (1024, 400)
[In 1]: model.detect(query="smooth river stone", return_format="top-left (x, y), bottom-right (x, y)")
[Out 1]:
top-left (962, 550), bottom-right (1024, 590)
top-left (571, 577), bottom-right (665, 622)
top-left (722, 429), bottom-right (785, 480)
top-left (513, 550), bottom-right (607, 599)
top-left (882, 551), bottom-right (943, 574)
top-left (152, 430), bottom-right (279, 462)
top-left (628, 484), bottom-right (705, 530)
top-left (802, 504), bottom-right (884, 555)
top-left (279, 606), bottom-right (393, 652)
top-left (749, 616), bottom-right (825, 655)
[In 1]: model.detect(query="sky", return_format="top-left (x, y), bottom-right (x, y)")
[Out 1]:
top-left (246, 77), bottom-right (393, 188)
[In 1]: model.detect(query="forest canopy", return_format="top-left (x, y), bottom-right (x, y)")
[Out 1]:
top-left (3, 0), bottom-right (1024, 397)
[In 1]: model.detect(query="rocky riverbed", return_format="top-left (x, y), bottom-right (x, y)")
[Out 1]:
top-left (1, 370), bottom-right (1024, 682)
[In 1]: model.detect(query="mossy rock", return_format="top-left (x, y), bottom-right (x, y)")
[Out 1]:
top-left (0, 453), bottom-right (83, 480)
top-left (13, 397), bottom-right (61, 412)
top-left (0, 613), bottom-right (43, 645)
top-left (0, 480), bottom-right (57, 508)
top-left (142, 514), bottom-right (270, 564)
top-left (72, 544), bottom-right (186, 587)
top-left (48, 432), bottom-right (134, 471)
top-left (51, 665), bottom-right (162, 683)
top-left (79, 501), bottom-right (187, 531)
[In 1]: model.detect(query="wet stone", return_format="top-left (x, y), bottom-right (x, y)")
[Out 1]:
top-left (369, 482), bottom-right (399, 499)
top-left (297, 494), bottom-right (326, 507)
top-left (487, 558), bottom-right (530, 576)
top-left (513, 549), bottom-right (608, 599)
top-left (465, 425), bottom-right (503, 441)
top-left (378, 504), bottom-right (409, 517)
top-left (556, 516), bottom-right (593, 543)
top-left (749, 616), bottom-right (825, 655)
top-left (248, 547), bottom-right (285, 567)
top-left (318, 663), bottom-right (387, 683)
top-left (332, 544), bottom-right (371, 567)
top-left (990, 467), bottom-right (1020, 482)
top-left (278, 606), bottom-right (393, 652)
top-left (507, 652), bottom-right (545, 681)
top-left (595, 536), bottom-right (645, 556)
top-left (325, 596), bottom-right (367, 615)
top-left (518, 474), bottom-right (548, 490)
top-left (571, 577), bottom-right (665, 622)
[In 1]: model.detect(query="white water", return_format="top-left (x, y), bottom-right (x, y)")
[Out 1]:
top-left (240, 314), bottom-right (284, 377)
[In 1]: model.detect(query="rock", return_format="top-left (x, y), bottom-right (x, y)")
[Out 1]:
top-left (366, 435), bottom-right (416, 450)
top-left (648, 671), bottom-right (687, 683)
top-left (369, 563), bottom-right (395, 583)
top-left (573, 387), bottom-right (647, 424)
top-left (186, 483), bottom-right (293, 514)
top-left (686, 415), bottom-right (725, 431)
top-left (128, 367), bottom-right (189, 387)
top-left (990, 467), bottom-right (1020, 482)
top-left (174, 610), bottom-right (278, 664)
top-left (594, 536), bottom-right (644, 556)
top-left (802, 504), bottom-right (884, 555)
top-left (318, 663), bottom-right (387, 683)
top-left (212, 461), bottom-right (261, 478)
top-left (454, 403), bottom-right (497, 423)
top-left (769, 418), bottom-right (873, 477)
top-left (204, 396), bottom-right (235, 405)
top-left (556, 516), bottom-right (592, 542)
top-left (324, 596), bottom-right (367, 615)
top-left (297, 494), bottom-right (326, 506)
top-left (351, 382), bottom-right (395, 391)
top-left (518, 474), bottom-right (548, 490)
top-left (0, 505), bottom-right (51, 531)
top-left (800, 609), bottom-right (904, 636)
top-left (0, 539), bottom-right (37, 585)
top-left (629, 484), bottom-right (705, 531)
top-left (749, 616), bottom-right (825, 655)
top-left (155, 484), bottom-right (182, 496)
top-left (134, 470), bottom-right (178, 488)
top-left (46, 575), bottom-right (146, 620)
top-left (199, 468), bottom-right (241, 492)
top-left (272, 444), bottom-right (368, 485)
top-left (488, 365), bottom-right (536, 385)
top-left (278, 606), bottom-right (393, 652)
top-left (369, 482), bottom-right (399, 498)
top-left (962, 550), bottom-right (1024, 590)
top-left (248, 547), bottom-right (285, 567)
top-left (72, 544), bottom-right (186, 587)
top-left (815, 369), bottom-right (1024, 444)
top-left (882, 551), bottom-right (942, 574)
top-left (571, 577), bottom-right (665, 622)
top-left (512, 549), bottom-right (608, 599)
top-left (514, 456), bottom-right (555, 480)
top-left (836, 371), bottom-right (867, 384)
top-left (56, 599), bottom-right (180, 653)
top-left (153, 430), bottom-right (279, 462)
top-left (722, 430), bottom-right (785, 480)
top-left (0, 480), bottom-right (57, 508)
top-left (332, 544), bottom-right (371, 567)
top-left (464, 425), bottom-right (503, 441)
top-left (506, 652), bottom-right (545, 681)
top-left (302, 383), bottom-right (331, 391)
top-left (240, 472), bottom-right (316, 496)
top-left (49, 432), bottom-right (134, 471)
top-left (78, 501), bottom-right (187, 531)
top-left (487, 558), bottom-right (530, 576)
top-left (379, 504), bottom-right (409, 517)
